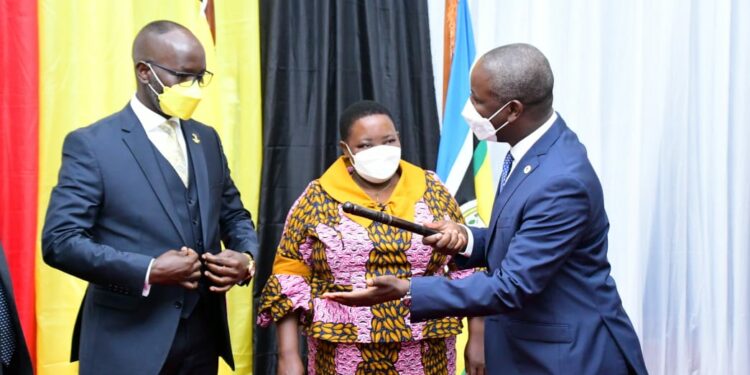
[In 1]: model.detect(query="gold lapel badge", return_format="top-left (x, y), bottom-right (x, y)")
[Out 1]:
top-left (192, 133), bottom-right (201, 144)
top-left (523, 165), bottom-right (532, 174)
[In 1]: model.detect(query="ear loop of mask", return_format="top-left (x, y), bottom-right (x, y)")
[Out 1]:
top-left (486, 102), bottom-right (507, 121)
top-left (343, 143), bottom-right (357, 165)
top-left (489, 101), bottom-right (514, 136)
top-left (143, 63), bottom-right (166, 97)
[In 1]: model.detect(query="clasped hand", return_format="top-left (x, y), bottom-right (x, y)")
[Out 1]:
top-left (149, 247), bottom-right (254, 292)
top-left (202, 250), bottom-right (255, 292)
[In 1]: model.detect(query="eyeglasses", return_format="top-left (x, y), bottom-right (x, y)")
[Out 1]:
top-left (144, 61), bottom-right (214, 88)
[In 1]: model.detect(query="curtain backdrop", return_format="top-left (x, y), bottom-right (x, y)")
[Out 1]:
top-left (428, 1), bottom-right (750, 374)
top-left (255, 0), bottom-right (440, 373)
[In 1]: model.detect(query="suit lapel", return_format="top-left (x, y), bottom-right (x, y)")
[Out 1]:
top-left (486, 116), bottom-right (568, 243)
top-left (489, 157), bottom-right (540, 228)
top-left (119, 106), bottom-right (188, 244)
top-left (183, 121), bottom-right (211, 245)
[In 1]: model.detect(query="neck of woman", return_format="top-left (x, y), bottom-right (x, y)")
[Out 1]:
top-left (351, 171), bottom-right (400, 204)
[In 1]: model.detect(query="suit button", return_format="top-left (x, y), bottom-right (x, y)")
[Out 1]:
top-left (174, 301), bottom-right (183, 309)
top-left (192, 219), bottom-right (199, 226)
top-left (188, 199), bottom-right (194, 205)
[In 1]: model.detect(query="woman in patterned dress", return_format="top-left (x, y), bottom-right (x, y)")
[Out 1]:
top-left (258, 100), bottom-right (485, 375)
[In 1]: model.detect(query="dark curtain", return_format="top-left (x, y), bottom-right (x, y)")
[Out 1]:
top-left (255, 0), bottom-right (441, 372)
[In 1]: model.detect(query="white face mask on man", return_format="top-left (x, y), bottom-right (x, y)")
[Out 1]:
top-left (344, 144), bottom-right (401, 184)
top-left (461, 100), bottom-right (513, 142)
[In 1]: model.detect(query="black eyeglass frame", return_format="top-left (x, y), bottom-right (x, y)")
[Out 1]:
top-left (142, 60), bottom-right (214, 87)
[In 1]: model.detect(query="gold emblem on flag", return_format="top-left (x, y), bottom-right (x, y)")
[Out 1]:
top-left (192, 133), bottom-right (201, 144)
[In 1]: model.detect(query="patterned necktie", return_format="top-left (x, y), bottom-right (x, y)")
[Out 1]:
top-left (499, 151), bottom-right (514, 192)
top-left (0, 283), bottom-right (16, 366)
top-left (159, 120), bottom-right (189, 187)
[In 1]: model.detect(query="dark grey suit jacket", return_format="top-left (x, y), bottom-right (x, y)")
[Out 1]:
top-left (41, 105), bottom-right (259, 375)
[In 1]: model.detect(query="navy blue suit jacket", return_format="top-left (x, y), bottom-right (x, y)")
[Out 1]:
top-left (42, 105), bottom-right (259, 375)
top-left (411, 116), bottom-right (648, 374)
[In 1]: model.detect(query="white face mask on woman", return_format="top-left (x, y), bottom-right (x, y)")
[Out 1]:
top-left (345, 144), bottom-right (401, 184)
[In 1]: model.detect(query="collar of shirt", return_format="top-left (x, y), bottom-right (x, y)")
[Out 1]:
top-left (508, 111), bottom-right (558, 176)
top-left (130, 94), bottom-right (182, 133)
top-left (129, 94), bottom-right (189, 164)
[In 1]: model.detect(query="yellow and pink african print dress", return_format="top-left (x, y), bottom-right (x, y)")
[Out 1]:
top-left (258, 157), bottom-right (472, 375)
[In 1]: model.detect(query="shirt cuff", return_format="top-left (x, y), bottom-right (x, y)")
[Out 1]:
top-left (142, 259), bottom-right (155, 297)
top-left (458, 224), bottom-right (474, 257)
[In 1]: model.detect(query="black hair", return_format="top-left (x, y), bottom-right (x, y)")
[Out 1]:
top-left (338, 100), bottom-right (394, 141)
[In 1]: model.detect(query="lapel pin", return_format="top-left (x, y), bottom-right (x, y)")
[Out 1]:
top-left (523, 165), bottom-right (532, 174)
top-left (191, 133), bottom-right (201, 144)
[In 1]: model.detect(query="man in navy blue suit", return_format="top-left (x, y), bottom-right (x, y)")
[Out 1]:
top-left (326, 44), bottom-right (648, 374)
top-left (42, 20), bottom-right (258, 375)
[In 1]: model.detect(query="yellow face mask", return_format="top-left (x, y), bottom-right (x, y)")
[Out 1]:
top-left (146, 64), bottom-right (203, 120)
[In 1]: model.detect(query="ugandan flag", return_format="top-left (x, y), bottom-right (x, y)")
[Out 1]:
top-left (1, 1), bottom-right (262, 373)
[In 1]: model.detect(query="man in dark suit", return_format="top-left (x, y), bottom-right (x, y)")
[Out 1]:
top-left (0, 242), bottom-right (32, 375)
top-left (326, 44), bottom-right (648, 374)
top-left (42, 20), bottom-right (259, 375)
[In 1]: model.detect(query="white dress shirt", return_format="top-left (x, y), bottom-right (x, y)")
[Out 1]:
top-left (460, 111), bottom-right (558, 257)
